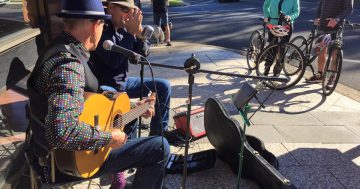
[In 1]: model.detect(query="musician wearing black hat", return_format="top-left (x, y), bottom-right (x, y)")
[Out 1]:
top-left (26, 0), bottom-right (169, 188)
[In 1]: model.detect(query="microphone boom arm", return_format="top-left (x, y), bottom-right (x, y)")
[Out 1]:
top-left (137, 60), bottom-right (288, 83)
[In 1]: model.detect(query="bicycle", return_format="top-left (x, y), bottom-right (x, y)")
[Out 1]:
top-left (246, 19), bottom-right (268, 71)
top-left (246, 17), bottom-right (285, 71)
top-left (290, 21), bottom-right (348, 96)
top-left (254, 14), bottom-right (305, 90)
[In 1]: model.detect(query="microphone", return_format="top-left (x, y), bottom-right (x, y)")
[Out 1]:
top-left (103, 40), bottom-right (142, 64)
top-left (142, 25), bottom-right (154, 39)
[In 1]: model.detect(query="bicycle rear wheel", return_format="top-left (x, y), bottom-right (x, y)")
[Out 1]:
top-left (247, 30), bottom-right (263, 70)
top-left (322, 46), bottom-right (343, 96)
top-left (256, 43), bottom-right (305, 90)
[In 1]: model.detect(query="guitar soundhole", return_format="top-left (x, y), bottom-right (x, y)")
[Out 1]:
top-left (113, 114), bottom-right (122, 128)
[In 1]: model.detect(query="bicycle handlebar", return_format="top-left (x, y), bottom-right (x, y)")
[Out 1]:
top-left (265, 14), bottom-right (291, 25)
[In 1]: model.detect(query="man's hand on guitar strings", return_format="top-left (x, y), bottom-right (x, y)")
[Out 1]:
top-left (137, 95), bottom-right (156, 119)
top-left (109, 129), bottom-right (128, 149)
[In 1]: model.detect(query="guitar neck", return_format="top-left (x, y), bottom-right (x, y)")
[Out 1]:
top-left (115, 103), bottom-right (150, 128)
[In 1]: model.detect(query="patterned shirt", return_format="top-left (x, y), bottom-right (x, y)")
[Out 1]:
top-left (31, 33), bottom-right (111, 151)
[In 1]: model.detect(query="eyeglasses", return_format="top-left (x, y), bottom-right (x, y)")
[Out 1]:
top-left (92, 19), bottom-right (108, 28)
top-left (113, 4), bottom-right (131, 13)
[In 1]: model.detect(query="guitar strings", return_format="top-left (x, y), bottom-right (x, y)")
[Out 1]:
top-left (110, 103), bottom-right (151, 129)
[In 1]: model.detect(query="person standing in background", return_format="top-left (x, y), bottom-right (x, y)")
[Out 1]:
top-left (262, 0), bottom-right (300, 76)
top-left (306, 0), bottom-right (353, 82)
top-left (152, 0), bottom-right (172, 46)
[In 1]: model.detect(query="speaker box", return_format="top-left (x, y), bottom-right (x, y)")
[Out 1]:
top-left (173, 107), bottom-right (206, 139)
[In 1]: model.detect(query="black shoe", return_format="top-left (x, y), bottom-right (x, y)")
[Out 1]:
top-left (306, 73), bottom-right (323, 83)
top-left (139, 123), bottom-right (149, 130)
top-left (263, 65), bottom-right (271, 76)
top-left (273, 64), bottom-right (282, 76)
top-left (163, 130), bottom-right (179, 139)
top-left (166, 42), bottom-right (172, 46)
top-left (150, 129), bottom-right (184, 145)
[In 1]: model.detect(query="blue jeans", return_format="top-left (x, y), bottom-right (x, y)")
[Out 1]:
top-left (102, 77), bottom-right (171, 135)
top-left (95, 136), bottom-right (170, 189)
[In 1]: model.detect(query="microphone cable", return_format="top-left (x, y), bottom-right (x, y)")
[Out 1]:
top-left (138, 55), bottom-right (169, 182)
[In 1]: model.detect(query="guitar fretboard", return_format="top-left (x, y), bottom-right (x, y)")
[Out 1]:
top-left (113, 103), bottom-right (151, 129)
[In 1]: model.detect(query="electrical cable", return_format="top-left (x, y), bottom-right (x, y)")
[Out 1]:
top-left (139, 56), bottom-right (168, 182)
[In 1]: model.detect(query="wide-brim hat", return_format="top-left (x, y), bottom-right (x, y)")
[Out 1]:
top-left (106, 0), bottom-right (138, 9)
top-left (57, 0), bottom-right (111, 20)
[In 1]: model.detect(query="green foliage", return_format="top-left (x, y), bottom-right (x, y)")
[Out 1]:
top-left (169, 0), bottom-right (184, 7)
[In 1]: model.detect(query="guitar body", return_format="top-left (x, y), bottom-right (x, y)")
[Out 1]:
top-left (55, 93), bottom-right (130, 178)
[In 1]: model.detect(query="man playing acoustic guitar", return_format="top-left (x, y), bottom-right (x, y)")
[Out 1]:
top-left (26, 0), bottom-right (170, 188)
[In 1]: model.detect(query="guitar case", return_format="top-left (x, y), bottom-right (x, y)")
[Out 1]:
top-left (204, 98), bottom-right (296, 189)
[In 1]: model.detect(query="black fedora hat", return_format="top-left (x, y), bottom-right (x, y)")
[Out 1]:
top-left (57, 0), bottom-right (111, 20)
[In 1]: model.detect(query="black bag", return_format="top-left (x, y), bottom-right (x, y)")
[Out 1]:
top-left (165, 149), bottom-right (217, 174)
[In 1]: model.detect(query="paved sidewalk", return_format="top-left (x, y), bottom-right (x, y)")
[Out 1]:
top-left (1, 41), bottom-right (360, 189)
top-left (70, 41), bottom-right (360, 189)
top-left (136, 42), bottom-right (360, 189)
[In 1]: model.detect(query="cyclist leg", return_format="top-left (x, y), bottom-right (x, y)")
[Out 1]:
top-left (306, 47), bottom-right (326, 82)
top-left (264, 32), bottom-right (275, 76)
top-left (274, 25), bottom-right (293, 76)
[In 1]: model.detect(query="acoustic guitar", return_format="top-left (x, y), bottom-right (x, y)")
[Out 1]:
top-left (54, 92), bottom-right (154, 178)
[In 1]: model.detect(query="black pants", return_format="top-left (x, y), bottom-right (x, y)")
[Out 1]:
top-left (264, 25), bottom-right (294, 74)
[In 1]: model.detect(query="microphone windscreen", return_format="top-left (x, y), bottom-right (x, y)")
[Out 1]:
top-left (103, 40), bottom-right (114, 51)
top-left (142, 25), bottom-right (154, 39)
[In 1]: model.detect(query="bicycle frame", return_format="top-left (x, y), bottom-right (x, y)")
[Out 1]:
top-left (330, 25), bottom-right (344, 50)
top-left (299, 28), bottom-right (318, 74)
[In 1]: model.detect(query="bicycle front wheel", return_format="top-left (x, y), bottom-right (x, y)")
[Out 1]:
top-left (322, 46), bottom-right (343, 96)
top-left (247, 30), bottom-right (263, 70)
top-left (256, 43), bottom-right (305, 90)
top-left (290, 36), bottom-right (307, 54)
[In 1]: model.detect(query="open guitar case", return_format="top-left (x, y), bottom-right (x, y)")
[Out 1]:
top-left (204, 98), bottom-right (296, 189)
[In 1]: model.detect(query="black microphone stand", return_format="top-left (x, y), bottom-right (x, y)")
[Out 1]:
top-left (129, 54), bottom-right (146, 138)
top-left (138, 63), bottom-right (144, 137)
top-left (136, 54), bottom-right (288, 189)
